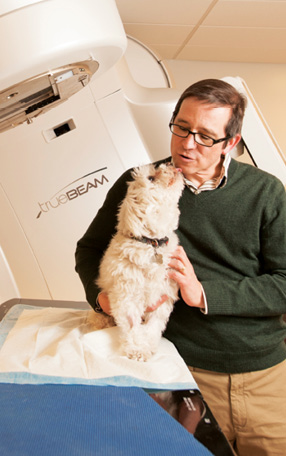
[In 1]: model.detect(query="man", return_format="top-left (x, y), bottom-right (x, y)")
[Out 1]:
top-left (75, 79), bottom-right (286, 455)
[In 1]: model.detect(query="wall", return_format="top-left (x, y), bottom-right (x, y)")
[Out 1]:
top-left (165, 60), bottom-right (286, 158)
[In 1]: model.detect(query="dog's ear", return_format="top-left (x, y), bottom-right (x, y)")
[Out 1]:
top-left (131, 167), bottom-right (140, 180)
top-left (131, 164), bottom-right (157, 181)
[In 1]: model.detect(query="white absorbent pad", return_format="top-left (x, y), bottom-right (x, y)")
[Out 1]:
top-left (0, 305), bottom-right (197, 391)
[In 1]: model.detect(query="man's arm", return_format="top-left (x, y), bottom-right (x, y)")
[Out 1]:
top-left (203, 182), bottom-right (286, 317)
top-left (170, 180), bottom-right (286, 317)
top-left (75, 169), bottom-right (132, 308)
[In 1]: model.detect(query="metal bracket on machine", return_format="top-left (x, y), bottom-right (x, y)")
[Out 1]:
top-left (0, 59), bottom-right (99, 133)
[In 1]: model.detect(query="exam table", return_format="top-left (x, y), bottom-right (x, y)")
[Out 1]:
top-left (0, 298), bottom-right (235, 456)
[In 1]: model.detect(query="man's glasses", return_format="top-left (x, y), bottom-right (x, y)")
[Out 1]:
top-left (169, 123), bottom-right (231, 148)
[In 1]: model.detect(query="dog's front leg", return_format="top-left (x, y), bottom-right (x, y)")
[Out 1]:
top-left (142, 299), bottom-right (174, 354)
top-left (110, 298), bottom-right (149, 361)
top-left (120, 300), bottom-right (174, 362)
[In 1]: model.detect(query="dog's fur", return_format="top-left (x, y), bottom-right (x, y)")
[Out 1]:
top-left (95, 163), bottom-right (184, 361)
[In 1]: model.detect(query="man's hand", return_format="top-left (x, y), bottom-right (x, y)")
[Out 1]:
top-left (146, 295), bottom-right (169, 312)
top-left (98, 292), bottom-right (169, 314)
top-left (167, 246), bottom-right (204, 309)
top-left (98, 245), bottom-right (204, 315)
top-left (98, 292), bottom-right (111, 315)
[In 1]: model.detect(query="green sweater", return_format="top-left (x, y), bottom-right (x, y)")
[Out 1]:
top-left (75, 158), bottom-right (286, 373)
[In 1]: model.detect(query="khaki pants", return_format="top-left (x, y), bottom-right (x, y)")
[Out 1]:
top-left (189, 360), bottom-right (286, 456)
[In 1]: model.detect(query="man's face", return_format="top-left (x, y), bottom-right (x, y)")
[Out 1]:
top-left (171, 97), bottom-right (239, 184)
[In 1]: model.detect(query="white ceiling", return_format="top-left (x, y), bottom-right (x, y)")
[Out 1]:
top-left (115, 0), bottom-right (286, 64)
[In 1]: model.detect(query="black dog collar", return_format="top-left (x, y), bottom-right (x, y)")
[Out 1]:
top-left (130, 235), bottom-right (169, 248)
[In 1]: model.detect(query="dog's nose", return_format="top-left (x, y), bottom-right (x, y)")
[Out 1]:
top-left (167, 167), bottom-right (182, 186)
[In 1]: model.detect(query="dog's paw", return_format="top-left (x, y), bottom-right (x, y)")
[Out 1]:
top-left (127, 350), bottom-right (148, 362)
top-left (121, 328), bottom-right (157, 361)
top-left (124, 347), bottom-right (154, 362)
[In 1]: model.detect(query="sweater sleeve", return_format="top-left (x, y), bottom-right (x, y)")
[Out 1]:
top-left (75, 169), bottom-right (132, 308)
top-left (202, 180), bottom-right (286, 317)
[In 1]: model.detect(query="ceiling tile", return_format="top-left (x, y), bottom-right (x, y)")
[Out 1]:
top-left (177, 26), bottom-right (286, 63)
top-left (204, 0), bottom-right (286, 27)
top-left (115, 0), bottom-right (286, 64)
top-left (177, 45), bottom-right (286, 63)
top-left (189, 26), bottom-right (286, 49)
top-left (115, 0), bottom-right (216, 25)
top-left (123, 24), bottom-right (192, 46)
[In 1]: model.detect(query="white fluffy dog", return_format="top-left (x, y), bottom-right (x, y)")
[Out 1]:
top-left (96, 162), bottom-right (185, 361)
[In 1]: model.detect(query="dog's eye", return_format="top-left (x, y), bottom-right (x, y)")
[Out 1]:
top-left (148, 175), bottom-right (155, 182)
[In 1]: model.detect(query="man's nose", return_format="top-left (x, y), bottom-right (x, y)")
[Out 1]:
top-left (182, 132), bottom-right (196, 148)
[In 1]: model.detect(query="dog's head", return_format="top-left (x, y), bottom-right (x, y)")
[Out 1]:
top-left (117, 163), bottom-right (184, 239)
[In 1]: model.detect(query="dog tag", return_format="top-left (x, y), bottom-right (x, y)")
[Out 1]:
top-left (155, 253), bottom-right (163, 264)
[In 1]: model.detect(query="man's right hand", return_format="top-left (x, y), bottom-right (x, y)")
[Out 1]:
top-left (98, 292), bottom-right (168, 314)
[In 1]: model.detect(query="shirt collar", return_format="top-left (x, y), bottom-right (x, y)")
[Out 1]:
top-left (183, 154), bottom-right (231, 194)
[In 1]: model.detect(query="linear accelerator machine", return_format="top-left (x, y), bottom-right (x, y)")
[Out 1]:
top-left (0, 0), bottom-right (286, 308)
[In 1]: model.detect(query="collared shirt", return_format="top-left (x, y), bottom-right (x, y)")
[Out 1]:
top-left (184, 153), bottom-right (231, 194)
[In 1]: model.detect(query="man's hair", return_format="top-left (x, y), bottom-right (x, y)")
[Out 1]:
top-left (171, 79), bottom-right (247, 138)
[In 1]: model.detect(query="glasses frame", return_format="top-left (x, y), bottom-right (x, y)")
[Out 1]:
top-left (169, 122), bottom-right (232, 148)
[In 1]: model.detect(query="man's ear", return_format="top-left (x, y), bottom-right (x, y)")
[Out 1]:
top-left (222, 134), bottom-right (241, 155)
